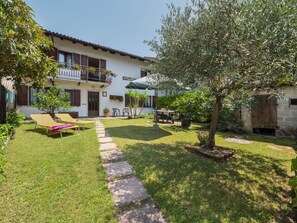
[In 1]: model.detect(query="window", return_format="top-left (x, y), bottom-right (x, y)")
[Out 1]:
top-left (144, 96), bottom-right (152, 107)
top-left (65, 89), bottom-right (81, 106)
top-left (290, 98), bottom-right (297, 106)
top-left (58, 51), bottom-right (72, 68)
top-left (140, 69), bottom-right (151, 78)
top-left (65, 89), bottom-right (74, 106)
top-left (30, 88), bottom-right (38, 105)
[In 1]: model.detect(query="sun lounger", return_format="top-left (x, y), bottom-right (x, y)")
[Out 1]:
top-left (55, 113), bottom-right (94, 130)
top-left (30, 114), bottom-right (79, 137)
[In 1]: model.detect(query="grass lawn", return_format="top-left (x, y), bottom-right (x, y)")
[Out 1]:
top-left (0, 122), bottom-right (116, 222)
top-left (101, 118), bottom-right (296, 223)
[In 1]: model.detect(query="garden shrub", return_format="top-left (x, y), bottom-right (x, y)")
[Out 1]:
top-left (218, 107), bottom-right (244, 133)
top-left (197, 131), bottom-right (209, 146)
top-left (158, 94), bottom-right (179, 110)
top-left (172, 90), bottom-right (214, 122)
top-left (6, 109), bottom-right (25, 129)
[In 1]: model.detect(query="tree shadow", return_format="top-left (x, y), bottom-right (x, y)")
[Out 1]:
top-left (106, 125), bottom-right (172, 141)
top-left (122, 141), bottom-right (292, 222)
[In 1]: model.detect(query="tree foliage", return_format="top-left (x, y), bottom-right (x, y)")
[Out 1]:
top-left (148, 0), bottom-right (297, 148)
top-left (33, 85), bottom-right (71, 114)
top-left (0, 0), bottom-right (57, 87)
top-left (126, 90), bottom-right (148, 118)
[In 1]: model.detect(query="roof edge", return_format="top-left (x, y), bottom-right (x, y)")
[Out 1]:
top-left (44, 30), bottom-right (154, 62)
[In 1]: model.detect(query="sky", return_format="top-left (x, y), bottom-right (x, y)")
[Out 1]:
top-left (24, 0), bottom-right (187, 58)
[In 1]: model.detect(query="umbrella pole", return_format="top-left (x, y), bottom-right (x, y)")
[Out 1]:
top-left (152, 88), bottom-right (159, 130)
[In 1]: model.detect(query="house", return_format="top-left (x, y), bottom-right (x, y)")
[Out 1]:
top-left (16, 30), bottom-right (157, 118)
top-left (0, 78), bottom-right (16, 123)
top-left (241, 87), bottom-right (297, 138)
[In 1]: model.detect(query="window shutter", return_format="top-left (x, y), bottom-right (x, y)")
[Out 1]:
top-left (141, 70), bottom-right (146, 78)
top-left (125, 94), bottom-right (129, 107)
top-left (81, 55), bottom-right (88, 80)
top-left (100, 59), bottom-right (106, 70)
top-left (73, 90), bottom-right (81, 106)
top-left (17, 85), bottom-right (29, 106)
top-left (45, 47), bottom-right (58, 61)
top-left (73, 53), bottom-right (81, 65)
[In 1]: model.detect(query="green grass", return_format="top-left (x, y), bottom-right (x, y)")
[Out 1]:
top-left (0, 123), bottom-right (116, 223)
top-left (101, 118), bottom-right (296, 223)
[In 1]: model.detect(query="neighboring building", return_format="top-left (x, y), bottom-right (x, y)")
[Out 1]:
top-left (242, 87), bottom-right (297, 138)
top-left (0, 77), bottom-right (16, 123)
top-left (16, 30), bottom-right (157, 118)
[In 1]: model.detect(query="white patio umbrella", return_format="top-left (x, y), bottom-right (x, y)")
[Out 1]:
top-left (126, 74), bottom-right (166, 129)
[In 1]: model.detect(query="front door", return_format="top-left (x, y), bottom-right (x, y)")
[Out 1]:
top-left (88, 92), bottom-right (99, 117)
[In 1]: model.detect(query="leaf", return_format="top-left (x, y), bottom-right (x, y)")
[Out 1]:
top-left (291, 158), bottom-right (297, 172)
top-left (292, 196), bottom-right (297, 207)
top-left (289, 177), bottom-right (297, 187)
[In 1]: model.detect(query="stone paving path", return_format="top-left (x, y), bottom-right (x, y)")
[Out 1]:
top-left (95, 119), bottom-right (168, 223)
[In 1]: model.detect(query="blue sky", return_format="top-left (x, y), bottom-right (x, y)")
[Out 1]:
top-left (24, 0), bottom-right (187, 57)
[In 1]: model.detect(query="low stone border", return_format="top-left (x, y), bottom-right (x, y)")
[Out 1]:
top-left (186, 144), bottom-right (235, 161)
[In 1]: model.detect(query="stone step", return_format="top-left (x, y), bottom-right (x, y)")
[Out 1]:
top-left (103, 161), bottom-right (134, 180)
top-left (108, 177), bottom-right (150, 207)
top-left (100, 150), bottom-right (124, 163)
top-left (99, 142), bottom-right (117, 151)
top-left (118, 204), bottom-right (168, 223)
top-left (97, 132), bottom-right (110, 138)
top-left (98, 137), bottom-right (113, 143)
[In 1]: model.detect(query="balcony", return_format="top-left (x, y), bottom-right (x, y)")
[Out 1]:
top-left (56, 63), bottom-right (112, 84)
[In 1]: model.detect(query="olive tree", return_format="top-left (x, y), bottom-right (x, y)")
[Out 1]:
top-left (0, 0), bottom-right (57, 123)
top-left (148, 0), bottom-right (297, 149)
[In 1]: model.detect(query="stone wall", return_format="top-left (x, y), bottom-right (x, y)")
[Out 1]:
top-left (241, 87), bottom-right (297, 138)
top-left (275, 87), bottom-right (297, 138)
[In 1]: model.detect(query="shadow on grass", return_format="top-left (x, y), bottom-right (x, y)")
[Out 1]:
top-left (123, 141), bottom-right (292, 222)
top-left (106, 125), bottom-right (172, 141)
top-left (26, 128), bottom-right (78, 139)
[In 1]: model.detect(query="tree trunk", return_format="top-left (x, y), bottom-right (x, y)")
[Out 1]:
top-left (207, 96), bottom-right (222, 149)
top-left (0, 84), bottom-right (7, 124)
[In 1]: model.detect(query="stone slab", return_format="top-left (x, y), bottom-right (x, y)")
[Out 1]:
top-left (225, 137), bottom-right (252, 144)
top-left (99, 137), bottom-right (113, 143)
top-left (108, 177), bottom-right (150, 207)
top-left (100, 150), bottom-right (124, 162)
top-left (96, 128), bottom-right (105, 131)
top-left (98, 132), bottom-right (110, 138)
top-left (103, 161), bottom-right (134, 179)
top-left (118, 204), bottom-right (168, 223)
top-left (99, 143), bottom-right (117, 151)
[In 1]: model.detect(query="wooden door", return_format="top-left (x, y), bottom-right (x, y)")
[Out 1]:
top-left (251, 95), bottom-right (277, 128)
top-left (88, 92), bottom-right (99, 117)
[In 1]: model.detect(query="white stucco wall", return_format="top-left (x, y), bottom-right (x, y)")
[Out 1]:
top-left (18, 37), bottom-right (158, 118)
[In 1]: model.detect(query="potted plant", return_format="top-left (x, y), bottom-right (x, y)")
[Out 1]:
top-left (181, 115), bottom-right (192, 128)
top-left (71, 64), bottom-right (81, 70)
top-left (87, 67), bottom-right (96, 75)
top-left (57, 62), bottom-right (65, 68)
top-left (103, 107), bottom-right (110, 117)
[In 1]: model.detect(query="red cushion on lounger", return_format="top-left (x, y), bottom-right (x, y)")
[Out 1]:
top-left (50, 124), bottom-right (76, 132)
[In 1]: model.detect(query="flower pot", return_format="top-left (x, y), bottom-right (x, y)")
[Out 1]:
top-left (181, 117), bottom-right (192, 128)
top-left (104, 113), bottom-right (109, 118)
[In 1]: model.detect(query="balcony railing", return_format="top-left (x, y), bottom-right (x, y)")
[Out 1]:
top-left (56, 63), bottom-right (111, 84)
